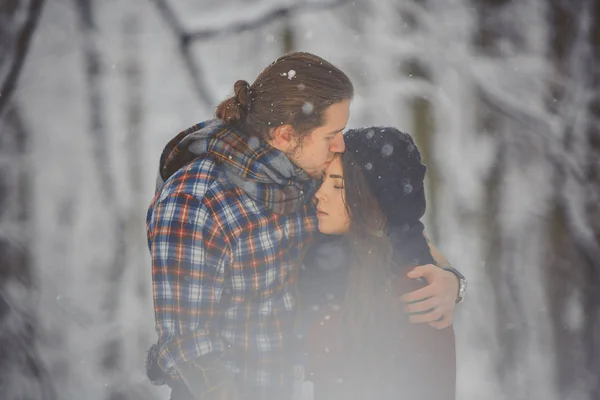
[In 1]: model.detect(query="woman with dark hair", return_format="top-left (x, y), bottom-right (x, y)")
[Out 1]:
top-left (299, 126), bottom-right (456, 400)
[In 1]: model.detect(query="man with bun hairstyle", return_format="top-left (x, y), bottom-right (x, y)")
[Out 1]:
top-left (145, 52), bottom-right (465, 400)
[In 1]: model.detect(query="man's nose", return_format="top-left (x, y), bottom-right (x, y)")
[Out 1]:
top-left (329, 131), bottom-right (345, 153)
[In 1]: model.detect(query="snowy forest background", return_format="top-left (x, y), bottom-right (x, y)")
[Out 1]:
top-left (1, 0), bottom-right (600, 399)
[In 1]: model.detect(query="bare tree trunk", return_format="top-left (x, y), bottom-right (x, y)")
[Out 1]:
top-left (74, 1), bottom-right (128, 398)
top-left (0, 105), bottom-right (55, 400)
top-left (281, 17), bottom-right (296, 53)
top-left (74, 0), bottom-right (116, 205)
top-left (406, 63), bottom-right (439, 241)
top-left (470, 1), bottom-right (600, 398)
top-left (122, 12), bottom-right (149, 356)
top-left (0, 0), bottom-right (45, 117)
top-left (0, 1), bottom-right (53, 398)
top-left (545, 1), bottom-right (600, 398)
top-left (115, 12), bottom-right (154, 400)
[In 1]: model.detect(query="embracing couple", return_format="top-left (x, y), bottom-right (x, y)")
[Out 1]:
top-left (145, 52), bottom-right (467, 400)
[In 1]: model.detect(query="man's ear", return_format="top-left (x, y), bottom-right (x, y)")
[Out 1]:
top-left (270, 124), bottom-right (295, 152)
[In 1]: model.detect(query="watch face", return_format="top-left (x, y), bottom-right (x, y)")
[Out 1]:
top-left (459, 278), bottom-right (467, 300)
top-left (454, 277), bottom-right (465, 303)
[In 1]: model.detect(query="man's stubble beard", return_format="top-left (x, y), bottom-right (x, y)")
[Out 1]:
top-left (284, 136), bottom-right (326, 179)
top-left (284, 140), bottom-right (307, 171)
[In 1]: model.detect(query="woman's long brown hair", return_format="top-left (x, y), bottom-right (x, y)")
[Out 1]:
top-left (338, 152), bottom-right (404, 393)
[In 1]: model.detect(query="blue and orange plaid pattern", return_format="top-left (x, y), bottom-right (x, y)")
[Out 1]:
top-left (147, 125), bottom-right (317, 398)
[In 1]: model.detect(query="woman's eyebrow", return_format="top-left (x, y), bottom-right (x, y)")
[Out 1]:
top-left (324, 127), bottom-right (345, 136)
top-left (329, 174), bottom-right (344, 180)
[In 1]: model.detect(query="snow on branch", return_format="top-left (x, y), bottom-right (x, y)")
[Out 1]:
top-left (0, 0), bottom-right (45, 119)
top-left (185, 0), bottom-right (351, 42)
top-left (150, 0), bottom-right (351, 108)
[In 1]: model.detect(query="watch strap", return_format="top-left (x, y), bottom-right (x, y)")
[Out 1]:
top-left (442, 266), bottom-right (467, 304)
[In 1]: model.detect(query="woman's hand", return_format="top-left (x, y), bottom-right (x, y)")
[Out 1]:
top-left (400, 265), bottom-right (459, 329)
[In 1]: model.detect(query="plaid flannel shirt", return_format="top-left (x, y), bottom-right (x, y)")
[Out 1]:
top-left (147, 128), bottom-right (317, 398)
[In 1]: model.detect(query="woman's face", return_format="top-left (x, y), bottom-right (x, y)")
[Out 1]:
top-left (315, 155), bottom-right (351, 235)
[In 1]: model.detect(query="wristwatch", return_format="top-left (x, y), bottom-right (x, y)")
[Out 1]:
top-left (443, 267), bottom-right (467, 304)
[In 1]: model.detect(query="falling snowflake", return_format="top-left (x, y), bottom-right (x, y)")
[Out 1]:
top-left (248, 136), bottom-right (260, 149)
top-left (381, 143), bottom-right (394, 157)
top-left (287, 69), bottom-right (297, 79)
top-left (302, 102), bottom-right (314, 114)
top-left (366, 130), bottom-right (374, 139)
top-left (404, 183), bottom-right (413, 194)
top-left (365, 162), bottom-right (373, 170)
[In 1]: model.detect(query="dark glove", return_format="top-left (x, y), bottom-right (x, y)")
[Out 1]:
top-left (175, 354), bottom-right (241, 400)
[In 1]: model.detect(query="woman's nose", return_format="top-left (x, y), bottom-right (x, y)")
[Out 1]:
top-left (315, 186), bottom-right (325, 202)
top-left (329, 131), bottom-right (345, 153)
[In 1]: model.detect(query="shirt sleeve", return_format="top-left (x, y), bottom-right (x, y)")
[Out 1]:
top-left (147, 192), bottom-right (230, 374)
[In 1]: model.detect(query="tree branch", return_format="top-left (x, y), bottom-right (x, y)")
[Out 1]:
top-left (186, 0), bottom-right (351, 42)
top-left (0, 0), bottom-right (46, 119)
top-left (149, 0), bottom-right (352, 109)
top-left (149, 0), bottom-right (186, 37)
top-left (74, 0), bottom-right (117, 206)
top-left (149, 0), bottom-right (214, 109)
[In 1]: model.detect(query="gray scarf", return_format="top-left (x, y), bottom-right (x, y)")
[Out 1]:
top-left (156, 119), bottom-right (316, 214)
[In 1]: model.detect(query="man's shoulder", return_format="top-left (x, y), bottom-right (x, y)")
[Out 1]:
top-left (154, 154), bottom-right (227, 204)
